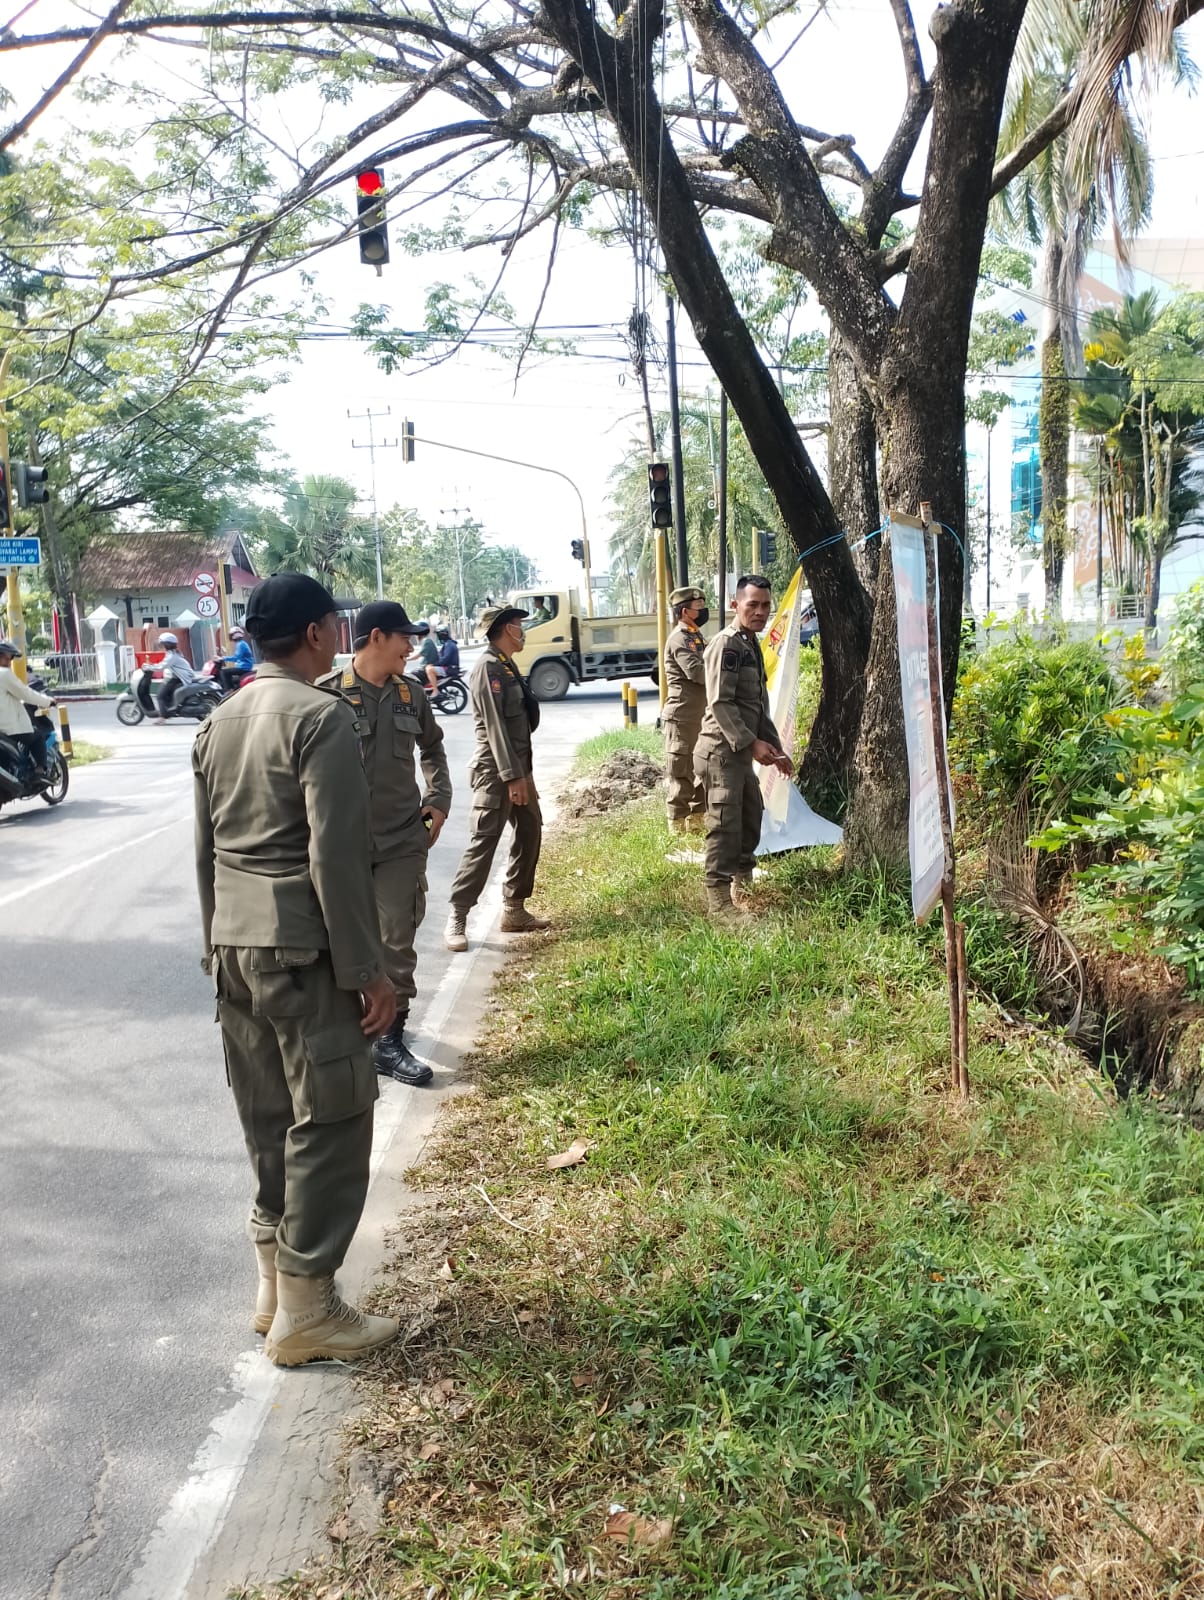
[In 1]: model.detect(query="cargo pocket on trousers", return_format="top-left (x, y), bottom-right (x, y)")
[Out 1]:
top-left (303, 1021), bottom-right (378, 1123)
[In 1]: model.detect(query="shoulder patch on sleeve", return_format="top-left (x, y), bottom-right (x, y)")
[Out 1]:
top-left (488, 671), bottom-right (505, 695)
top-left (721, 647), bottom-right (739, 672)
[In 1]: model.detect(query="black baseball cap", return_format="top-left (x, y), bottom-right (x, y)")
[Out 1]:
top-left (353, 600), bottom-right (429, 644)
top-left (245, 573), bottom-right (337, 640)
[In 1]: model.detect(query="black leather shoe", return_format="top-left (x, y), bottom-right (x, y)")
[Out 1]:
top-left (372, 1027), bottom-right (434, 1087)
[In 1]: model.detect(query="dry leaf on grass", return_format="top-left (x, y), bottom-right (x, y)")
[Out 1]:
top-left (326, 1512), bottom-right (351, 1543)
top-left (517, 1309), bottom-right (537, 1324)
top-left (571, 1371), bottom-right (596, 1389)
top-left (547, 1138), bottom-right (590, 1170)
top-left (604, 1509), bottom-right (673, 1551)
top-left (418, 1441), bottom-right (442, 1462)
top-left (436, 1257), bottom-right (456, 1280)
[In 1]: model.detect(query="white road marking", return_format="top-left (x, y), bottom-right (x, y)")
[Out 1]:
top-left (0, 816), bottom-right (190, 909)
top-left (115, 878), bottom-right (506, 1600)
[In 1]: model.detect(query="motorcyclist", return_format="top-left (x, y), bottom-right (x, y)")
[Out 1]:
top-left (417, 624), bottom-right (440, 693)
top-left (154, 632), bottom-right (198, 720)
top-left (218, 627), bottom-right (254, 693)
top-left (0, 638), bottom-right (57, 775)
top-left (435, 624), bottom-right (460, 679)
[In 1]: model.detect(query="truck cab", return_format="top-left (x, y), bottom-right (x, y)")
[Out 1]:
top-left (513, 589), bottom-right (663, 701)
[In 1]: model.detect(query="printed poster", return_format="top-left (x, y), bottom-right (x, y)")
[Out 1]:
top-left (890, 516), bottom-right (948, 921)
top-left (756, 567), bottom-right (843, 855)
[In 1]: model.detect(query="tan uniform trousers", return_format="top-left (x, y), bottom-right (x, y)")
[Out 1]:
top-left (695, 747), bottom-right (763, 888)
top-left (215, 946), bottom-right (377, 1279)
top-left (663, 716), bottom-right (704, 822)
top-left (373, 852), bottom-right (427, 1019)
top-left (449, 778), bottom-right (542, 911)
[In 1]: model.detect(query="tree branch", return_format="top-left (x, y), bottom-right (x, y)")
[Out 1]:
top-left (1, 0), bottom-right (134, 150)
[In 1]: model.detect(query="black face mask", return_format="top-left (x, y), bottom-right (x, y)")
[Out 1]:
top-left (692, 607), bottom-right (710, 627)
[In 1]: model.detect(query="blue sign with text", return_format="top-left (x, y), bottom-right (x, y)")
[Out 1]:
top-left (0, 537), bottom-right (41, 567)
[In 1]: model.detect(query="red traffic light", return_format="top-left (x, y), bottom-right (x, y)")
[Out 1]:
top-left (648, 463), bottom-right (670, 483)
top-left (356, 168), bottom-right (384, 195)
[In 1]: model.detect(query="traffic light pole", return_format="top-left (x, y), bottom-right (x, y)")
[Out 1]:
top-left (0, 346), bottom-right (28, 681)
top-left (666, 294), bottom-right (688, 587)
top-left (408, 434), bottom-right (593, 617)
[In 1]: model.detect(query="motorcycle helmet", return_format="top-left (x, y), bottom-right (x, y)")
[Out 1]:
top-left (0, 638), bottom-right (21, 658)
top-left (159, 632), bottom-right (179, 648)
top-left (436, 624), bottom-right (451, 639)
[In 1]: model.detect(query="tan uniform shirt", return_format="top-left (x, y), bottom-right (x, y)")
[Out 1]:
top-left (697, 624), bottom-right (782, 756)
top-left (192, 662), bottom-right (384, 991)
top-left (316, 667), bottom-right (452, 863)
top-left (469, 646), bottom-right (536, 785)
top-left (662, 620), bottom-right (706, 727)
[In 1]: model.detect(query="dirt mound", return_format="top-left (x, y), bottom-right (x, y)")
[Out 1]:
top-left (559, 747), bottom-right (663, 819)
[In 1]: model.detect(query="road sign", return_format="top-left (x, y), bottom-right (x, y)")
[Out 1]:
top-left (195, 595), bottom-right (220, 619)
top-left (0, 537), bottom-right (41, 567)
top-left (193, 571), bottom-right (217, 595)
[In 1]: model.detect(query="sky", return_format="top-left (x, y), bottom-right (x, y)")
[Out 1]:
top-left (7, 2), bottom-right (1204, 597)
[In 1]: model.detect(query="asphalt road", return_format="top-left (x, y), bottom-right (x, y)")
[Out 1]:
top-left (0, 671), bottom-right (635, 1600)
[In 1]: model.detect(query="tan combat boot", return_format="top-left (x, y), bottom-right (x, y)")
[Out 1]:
top-left (685, 815), bottom-right (706, 835)
top-left (668, 817), bottom-right (690, 835)
top-left (253, 1241), bottom-right (278, 1335)
top-left (265, 1273), bottom-right (399, 1367)
top-left (500, 900), bottom-right (551, 933)
top-left (706, 884), bottom-right (741, 921)
top-left (730, 875), bottom-right (757, 913)
top-left (444, 909), bottom-right (468, 952)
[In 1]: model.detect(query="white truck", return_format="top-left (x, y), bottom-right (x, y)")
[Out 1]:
top-left (512, 589), bottom-right (667, 701)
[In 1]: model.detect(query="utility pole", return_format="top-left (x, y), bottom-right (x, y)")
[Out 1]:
top-left (348, 406), bottom-right (397, 599)
top-left (440, 505), bottom-right (473, 625)
top-left (985, 423), bottom-right (993, 613)
top-left (666, 293), bottom-right (688, 587)
top-left (717, 391), bottom-right (729, 613)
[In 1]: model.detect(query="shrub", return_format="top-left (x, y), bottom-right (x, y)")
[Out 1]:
top-left (1164, 577), bottom-right (1204, 693)
top-left (950, 633), bottom-right (1124, 828)
top-left (1034, 687), bottom-right (1204, 994)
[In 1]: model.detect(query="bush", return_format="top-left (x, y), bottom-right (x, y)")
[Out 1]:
top-left (1035, 686), bottom-right (1204, 994)
top-left (1164, 577), bottom-right (1204, 693)
top-left (29, 633), bottom-right (52, 653)
top-left (950, 633), bottom-right (1124, 828)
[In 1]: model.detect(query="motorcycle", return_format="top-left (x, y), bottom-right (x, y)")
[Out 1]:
top-left (0, 678), bottom-right (69, 813)
top-left (409, 666), bottom-right (468, 716)
top-left (115, 662), bottom-right (225, 726)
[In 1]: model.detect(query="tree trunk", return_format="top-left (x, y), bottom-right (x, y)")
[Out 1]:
top-left (844, 0), bottom-right (1026, 868)
top-left (538, 0), bottom-right (872, 805)
top-left (1038, 236), bottom-right (1069, 617)
top-left (1145, 544), bottom-right (1163, 633)
top-left (827, 326), bottom-right (881, 595)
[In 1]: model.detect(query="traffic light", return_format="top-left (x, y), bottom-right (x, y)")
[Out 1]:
top-left (354, 167), bottom-right (389, 267)
top-left (760, 529), bottom-right (777, 566)
top-left (402, 419), bottom-right (415, 462)
top-left (14, 463), bottom-right (49, 508)
top-left (0, 463), bottom-right (9, 532)
top-left (571, 538), bottom-right (585, 564)
top-left (647, 462), bottom-right (672, 528)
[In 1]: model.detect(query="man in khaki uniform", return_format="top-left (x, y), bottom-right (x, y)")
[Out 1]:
top-left (193, 572), bottom-right (400, 1367)
top-left (662, 584), bottom-right (709, 832)
top-left (318, 600), bottom-right (452, 1088)
top-left (444, 605), bottom-right (548, 952)
top-left (694, 574), bottom-right (794, 918)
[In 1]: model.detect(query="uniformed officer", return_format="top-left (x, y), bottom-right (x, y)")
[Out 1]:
top-left (317, 600), bottom-right (452, 1089)
top-left (444, 605), bottom-right (548, 952)
top-left (694, 574), bottom-right (794, 918)
top-left (193, 572), bottom-right (400, 1367)
top-left (662, 584), bottom-right (709, 832)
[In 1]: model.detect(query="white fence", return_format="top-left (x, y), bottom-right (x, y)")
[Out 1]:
top-left (42, 651), bottom-right (102, 686)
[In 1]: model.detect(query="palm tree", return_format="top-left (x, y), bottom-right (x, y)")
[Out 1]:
top-left (996, 0), bottom-right (1164, 615)
top-left (256, 475), bottom-right (377, 594)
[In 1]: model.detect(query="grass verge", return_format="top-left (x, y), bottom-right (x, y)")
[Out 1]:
top-left (241, 735), bottom-right (1204, 1600)
top-left (69, 739), bottom-right (112, 766)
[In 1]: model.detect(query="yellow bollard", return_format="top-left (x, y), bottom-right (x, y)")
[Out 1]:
top-left (57, 704), bottom-right (73, 760)
top-left (621, 680), bottom-right (630, 726)
top-left (627, 684), bottom-right (638, 726)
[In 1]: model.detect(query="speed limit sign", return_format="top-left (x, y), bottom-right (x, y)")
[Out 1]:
top-left (196, 595), bottom-right (220, 619)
